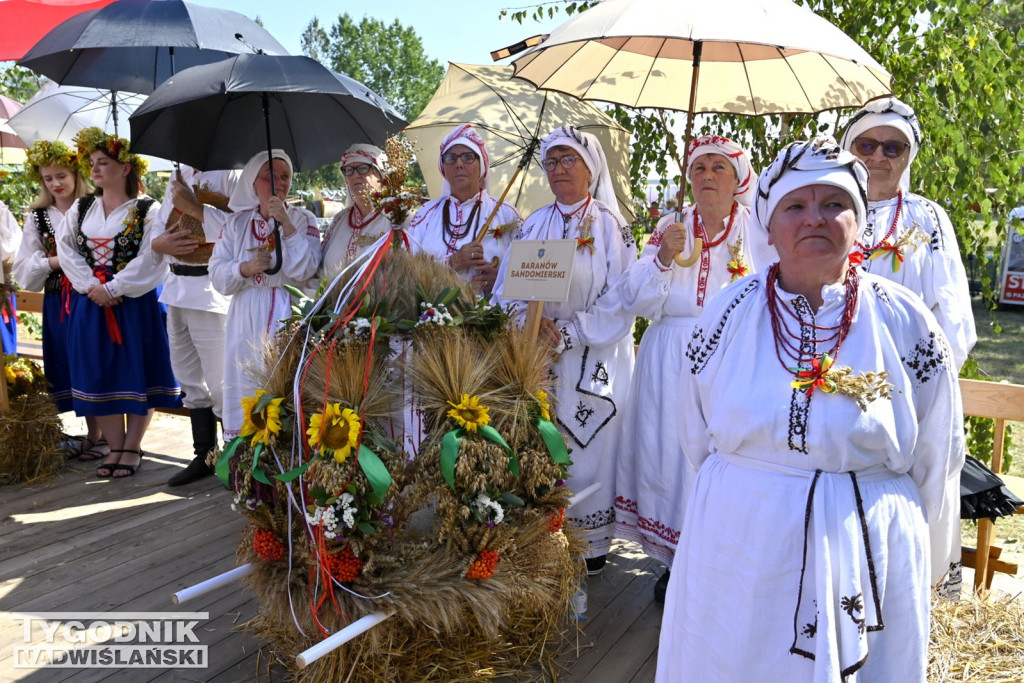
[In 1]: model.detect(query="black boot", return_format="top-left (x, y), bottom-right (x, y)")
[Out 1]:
top-left (168, 406), bottom-right (218, 486)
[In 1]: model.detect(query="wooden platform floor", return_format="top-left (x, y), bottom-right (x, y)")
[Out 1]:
top-left (1, 413), bottom-right (663, 682)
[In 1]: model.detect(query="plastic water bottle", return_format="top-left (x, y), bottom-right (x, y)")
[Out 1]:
top-left (572, 578), bottom-right (589, 621)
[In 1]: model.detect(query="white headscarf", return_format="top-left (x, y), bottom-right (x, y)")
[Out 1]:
top-left (340, 144), bottom-right (387, 208)
top-left (438, 124), bottom-right (490, 196)
top-left (541, 125), bottom-right (624, 224)
top-left (839, 96), bottom-right (921, 192)
top-left (230, 148), bottom-right (293, 210)
top-left (686, 135), bottom-right (756, 207)
top-left (753, 136), bottom-right (868, 235)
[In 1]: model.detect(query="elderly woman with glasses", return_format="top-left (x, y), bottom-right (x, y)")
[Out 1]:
top-left (840, 96), bottom-right (976, 370)
top-left (408, 124), bottom-right (521, 295)
top-left (494, 125), bottom-right (637, 576)
top-left (613, 135), bottom-right (776, 601)
top-left (656, 137), bottom-right (963, 682)
top-left (321, 144), bottom-right (402, 275)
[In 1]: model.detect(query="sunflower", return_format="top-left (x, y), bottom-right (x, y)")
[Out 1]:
top-left (535, 390), bottom-right (551, 421)
top-left (239, 390), bottom-right (284, 445)
top-left (307, 403), bottom-right (361, 463)
top-left (446, 393), bottom-right (490, 433)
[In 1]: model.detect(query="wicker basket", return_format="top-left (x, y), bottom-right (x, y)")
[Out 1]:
top-left (172, 184), bottom-right (233, 265)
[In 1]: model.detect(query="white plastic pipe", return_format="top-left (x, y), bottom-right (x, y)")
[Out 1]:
top-left (295, 611), bottom-right (395, 668)
top-left (567, 482), bottom-right (602, 509)
top-left (172, 563), bottom-right (254, 605)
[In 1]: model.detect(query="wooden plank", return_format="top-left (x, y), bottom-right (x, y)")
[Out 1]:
top-left (15, 290), bottom-right (44, 313)
top-left (959, 378), bottom-right (1024, 423)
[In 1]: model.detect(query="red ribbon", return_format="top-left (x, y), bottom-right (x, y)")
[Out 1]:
top-left (93, 268), bottom-right (122, 345)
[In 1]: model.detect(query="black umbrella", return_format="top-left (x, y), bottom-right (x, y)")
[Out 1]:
top-left (129, 52), bottom-right (407, 273)
top-left (128, 53), bottom-right (408, 172)
top-left (18, 0), bottom-right (288, 95)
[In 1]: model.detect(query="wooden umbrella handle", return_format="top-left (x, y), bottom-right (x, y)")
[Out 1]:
top-left (673, 237), bottom-right (703, 267)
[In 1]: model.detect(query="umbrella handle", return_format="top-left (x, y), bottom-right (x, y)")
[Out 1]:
top-left (264, 222), bottom-right (284, 275)
top-left (472, 136), bottom-right (538, 244)
top-left (672, 211), bottom-right (703, 267)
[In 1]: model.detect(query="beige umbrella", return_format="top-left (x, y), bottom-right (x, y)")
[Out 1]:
top-left (511, 0), bottom-right (891, 116)
top-left (510, 0), bottom-right (890, 263)
top-left (405, 62), bottom-right (636, 224)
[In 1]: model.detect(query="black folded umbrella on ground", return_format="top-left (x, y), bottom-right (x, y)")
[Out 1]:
top-left (961, 455), bottom-right (1024, 521)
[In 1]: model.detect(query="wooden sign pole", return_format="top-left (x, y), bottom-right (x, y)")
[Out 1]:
top-left (524, 300), bottom-right (544, 346)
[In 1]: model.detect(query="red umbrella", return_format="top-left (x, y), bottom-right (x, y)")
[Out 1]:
top-left (0, 0), bottom-right (118, 62)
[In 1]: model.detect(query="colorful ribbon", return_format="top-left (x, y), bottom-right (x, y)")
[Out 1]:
top-left (790, 354), bottom-right (838, 397)
top-left (866, 240), bottom-right (904, 272)
top-left (576, 236), bottom-right (595, 254)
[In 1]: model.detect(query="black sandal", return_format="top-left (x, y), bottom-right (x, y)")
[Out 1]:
top-left (111, 449), bottom-right (142, 478)
top-left (76, 438), bottom-right (110, 462)
top-left (96, 454), bottom-right (119, 478)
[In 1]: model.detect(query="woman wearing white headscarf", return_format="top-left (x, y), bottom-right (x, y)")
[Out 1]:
top-left (840, 96), bottom-right (976, 369)
top-left (408, 124), bottom-right (521, 295)
top-left (613, 135), bottom-right (776, 600)
top-left (494, 125), bottom-right (637, 574)
top-left (321, 144), bottom-right (401, 275)
top-left (656, 137), bottom-right (962, 682)
top-left (209, 149), bottom-right (321, 440)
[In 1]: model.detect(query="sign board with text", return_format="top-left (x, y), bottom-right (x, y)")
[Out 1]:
top-left (999, 211), bottom-right (1024, 306)
top-left (501, 239), bottom-right (576, 303)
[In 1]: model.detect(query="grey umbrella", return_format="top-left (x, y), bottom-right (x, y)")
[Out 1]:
top-left (18, 0), bottom-right (288, 95)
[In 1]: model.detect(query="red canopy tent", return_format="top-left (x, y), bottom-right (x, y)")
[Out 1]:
top-left (0, 0), bottom-right (118, 62)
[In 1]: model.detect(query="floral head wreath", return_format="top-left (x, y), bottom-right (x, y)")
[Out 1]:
top-left (24, 139), bottom-right (85, 184)
top-left (74, 126), bottom-right (149, 177)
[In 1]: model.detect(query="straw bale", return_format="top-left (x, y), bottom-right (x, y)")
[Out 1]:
top-left (0, 392), bottom-right (65, 485)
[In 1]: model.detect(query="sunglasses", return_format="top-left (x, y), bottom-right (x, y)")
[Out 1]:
top-left (851, 137), bottom-right (911, 159)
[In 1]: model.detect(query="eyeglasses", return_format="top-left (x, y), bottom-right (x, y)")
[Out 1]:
top-left (340, 163), bottom-right (374, 177)
top-left (851, 137), bottom-right (911, 159)
top-left (541, 155), bottom-right (582, 172)
top-left (441, 152), bottom-right (479, 165)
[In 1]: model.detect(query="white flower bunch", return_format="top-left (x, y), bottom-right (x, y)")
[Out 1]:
top-left (340, 316), bottom-right (374, 344)
top-left (415, 302), bottom-right (455, 328)
top-left (306, 504), bottom-right (342, 539)
top-left (472, 491), bottom-right (505, 527)
top-left (339, 492), bottom-right (358, 529)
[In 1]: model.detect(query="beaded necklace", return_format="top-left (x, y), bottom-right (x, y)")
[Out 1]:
top-left (694, 201), bottom-right (738, 306)
top-left (552, 195), bottom-right (592, 239)
top-left (857, 190), bottom-right (901, 256)
top-left (442, 196), bottom-right (481, 248)
top-left (765, 263), bottom-right (858, 396)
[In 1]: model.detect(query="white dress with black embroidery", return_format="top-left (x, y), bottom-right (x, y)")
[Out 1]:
top-left (493, 197), bottom-right (637, 558)
top-left (209, 206), bottom-right (321, 439)
top-left (656, 271), bottom-right (963, 683)
top-left (613, 205), bottom-right (776, 566)
top-left (859, 192), bottom-right (975, 368)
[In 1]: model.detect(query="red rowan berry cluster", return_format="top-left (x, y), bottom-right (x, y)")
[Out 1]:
top-left (466, 549), bottom-right (500, 579)
top-left (323, 545), bottom-right (362, 583)
top-left (253, 527), bottom-right (286, 562)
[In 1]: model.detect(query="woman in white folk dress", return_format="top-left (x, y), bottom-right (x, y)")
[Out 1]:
top-left (209, 149), bottom-right (321, 441)
top-left (612, 135), bottom-right (776, 601)
top-left (656, 137), bottom-right (962, 682)
top-left (494, 125), bottom-right (636, 576)
top-left (407, 124), bottom-right (520, 296)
